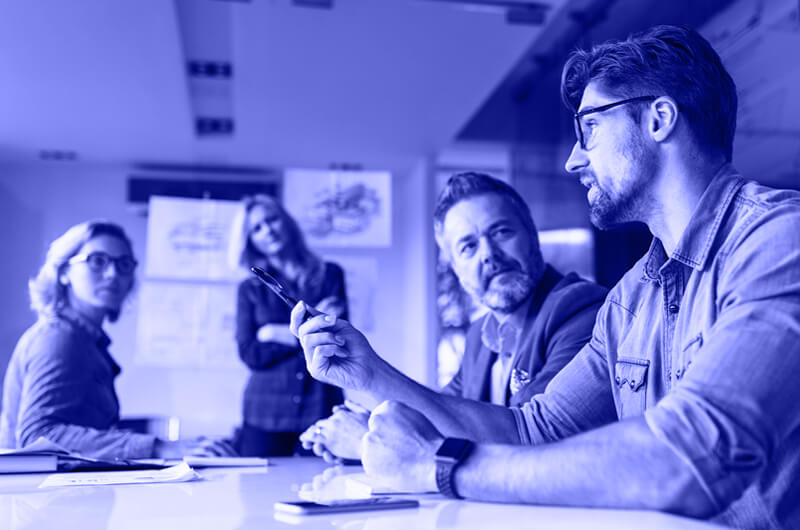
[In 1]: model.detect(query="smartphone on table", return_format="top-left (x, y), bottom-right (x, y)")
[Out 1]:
top-left (274, 497), bottom-right (419, 515)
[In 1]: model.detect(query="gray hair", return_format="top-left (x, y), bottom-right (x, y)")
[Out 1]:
top-left (433, 172), bottom-right (540, 262)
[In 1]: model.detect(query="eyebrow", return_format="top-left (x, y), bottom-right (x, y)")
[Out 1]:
top-left (455, 233), bottom-right (476, 247)
top-left (454, 220), bottom-right (514, 244)
top-left (487, 219), bottom-right (514, 231)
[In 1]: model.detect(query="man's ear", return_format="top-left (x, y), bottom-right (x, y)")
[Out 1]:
top-left (648, 96), bottom-right (679, 143)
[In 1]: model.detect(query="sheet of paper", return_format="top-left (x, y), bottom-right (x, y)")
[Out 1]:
top-left (183, 456), bottom-right (268, 468)
top-left (38, 462), bottom-right (200, 488)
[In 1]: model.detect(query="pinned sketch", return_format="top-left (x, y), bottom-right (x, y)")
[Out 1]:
top-left (135, 280), bottom-right (239, 367)
top-left (284, 169), bottom-right (391, 247)
top-left (145, 196), bottom-right (241, 281)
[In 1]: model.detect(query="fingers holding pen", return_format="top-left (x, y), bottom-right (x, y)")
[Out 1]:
top-left (300, 331), bottom-right (345, 351)
top-left (290, 301), bottom-right (341, 337)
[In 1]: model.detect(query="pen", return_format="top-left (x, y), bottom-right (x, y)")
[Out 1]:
top-left (250, 266), bottom-right (325, 321)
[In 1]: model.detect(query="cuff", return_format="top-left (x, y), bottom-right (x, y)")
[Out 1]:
top-left (509, 407), bottom-right (532, 445)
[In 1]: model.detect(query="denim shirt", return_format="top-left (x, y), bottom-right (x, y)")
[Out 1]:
top-left (512, 165), bottom-right (800, 528)
top-left (0, 308), bottom-right (156, 459)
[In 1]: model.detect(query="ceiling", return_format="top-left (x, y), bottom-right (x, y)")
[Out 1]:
top-left (1, 0), bottom-right (798, 186)
top-left (0, 0), bottom-right (566, 173)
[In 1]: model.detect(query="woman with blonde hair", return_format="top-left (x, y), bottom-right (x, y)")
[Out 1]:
top-left (0, 220), bottom-right (232, 459)
top-left (229, 194), bottom-right (347, 456)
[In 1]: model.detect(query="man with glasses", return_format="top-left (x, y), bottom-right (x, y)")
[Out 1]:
top-left (293, 25), bottom-right (800, 526)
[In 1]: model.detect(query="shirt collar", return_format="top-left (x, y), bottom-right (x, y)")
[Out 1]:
top-left (481, 291), bottom-right (534, 356)
top-left (58, 305), bottom-right (112, 349)
top-left (642, 164), bottom-right (744, 281)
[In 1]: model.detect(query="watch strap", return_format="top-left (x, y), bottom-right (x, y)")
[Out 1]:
top-left (435, 438), bottom-right (474, 498)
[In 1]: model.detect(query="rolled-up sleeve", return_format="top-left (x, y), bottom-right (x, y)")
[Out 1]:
top-left (645, 206), bottom-right (800, 510)
top-left (514, 301), bottom-right (619, 445)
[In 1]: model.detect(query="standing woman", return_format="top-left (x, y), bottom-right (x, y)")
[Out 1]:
top-left (0, 220), bottom-right (231, 459)
top-left (229, 195), bottom-right (347, 456)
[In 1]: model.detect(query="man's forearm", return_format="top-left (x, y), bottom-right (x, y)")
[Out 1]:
top-left (368, 359), bottom-right (521, 444)
top-left (453, 417), bottom-right (716, 517)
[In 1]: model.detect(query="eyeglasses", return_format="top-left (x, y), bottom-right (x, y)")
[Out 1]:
top-left (574, 95), bottom-right (656, 150)
top-left (68, 252), bottom-right (138, 275)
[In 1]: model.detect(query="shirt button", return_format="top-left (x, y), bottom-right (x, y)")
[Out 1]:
top-left (292, 395), bottom-right (301, 404)
top-left (296, 372), bottom-right (304, 380)
top-left (668, 304), bottom-right (680, 314)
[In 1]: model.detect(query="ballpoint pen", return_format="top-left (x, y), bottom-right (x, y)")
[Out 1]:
top-left (250, 266), bottom-right (325, 321)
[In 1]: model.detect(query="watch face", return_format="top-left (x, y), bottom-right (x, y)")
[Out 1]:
top-left (436, 438), bottom-right (471, 462)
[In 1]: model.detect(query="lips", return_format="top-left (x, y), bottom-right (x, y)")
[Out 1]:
top-left (483, 268), bottom-right (516, 290)
top-left (96, 285), bottom-right (122, 296)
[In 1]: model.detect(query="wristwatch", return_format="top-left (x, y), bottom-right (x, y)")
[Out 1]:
top-left (435, 437), bottom-right (474, 499)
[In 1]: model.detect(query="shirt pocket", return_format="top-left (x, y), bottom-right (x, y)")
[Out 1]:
top-left (614, 357), bottom-right (650, 419)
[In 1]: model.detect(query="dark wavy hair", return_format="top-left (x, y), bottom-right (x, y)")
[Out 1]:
top-left (29, 220), bottom-right (134, 322)
top-left (561, 25), bottom-right (737, 161)
top-left (433, 172), bottom-right (540, 261)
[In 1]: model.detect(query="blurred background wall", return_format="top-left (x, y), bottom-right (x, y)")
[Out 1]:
top-left (1, 0), bottom-right (798, 437)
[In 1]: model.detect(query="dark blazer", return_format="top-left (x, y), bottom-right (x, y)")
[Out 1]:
top-left (442, 265), bottom-right (607, 406)
top-left (235, 261), bottom-right (346, 432)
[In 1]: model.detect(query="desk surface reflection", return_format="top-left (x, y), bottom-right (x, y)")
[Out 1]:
top-left (0, 456), bottom-right (725, 530)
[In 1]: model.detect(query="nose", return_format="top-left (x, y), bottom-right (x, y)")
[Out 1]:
top-left (102, 261), bottom-right (119, 279)
top-left (479, 236), bottom-right (502, 264)
top-left (565, 141), bottom-right (589, 174)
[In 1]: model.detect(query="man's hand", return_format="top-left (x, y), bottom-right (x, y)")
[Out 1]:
top-left (361, 401), bottom-right (442, 493)
top-left (315, 296), bottom-right (346, 318)
top-left (300, 405), bottom-right (369, 462)
top-left (290, 302), bottom-right (386, 392)
top-left (153, 437), bottom-right (238, 458)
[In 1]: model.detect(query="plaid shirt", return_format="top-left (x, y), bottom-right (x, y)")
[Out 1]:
top-left (235, 261), bottom-right (346, 432)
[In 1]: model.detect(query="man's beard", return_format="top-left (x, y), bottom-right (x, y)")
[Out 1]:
top-left (482, 270), bottom-right (534, 313)
top-left (589, 132), bottom-right (655, 230)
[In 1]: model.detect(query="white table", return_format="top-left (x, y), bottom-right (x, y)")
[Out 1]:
top-left (0, 457), bottom-right (725, 529)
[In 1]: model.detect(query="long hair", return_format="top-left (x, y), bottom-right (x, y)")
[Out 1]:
top-left (29, 220), bottom-right (135, 323)
top-left (228, 194), bottom-right (323, 287)
top-left (561, 25), bottom-right (737, 161)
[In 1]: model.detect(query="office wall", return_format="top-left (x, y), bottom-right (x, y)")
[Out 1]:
top-left (0, 159), bottom-right (435, 437)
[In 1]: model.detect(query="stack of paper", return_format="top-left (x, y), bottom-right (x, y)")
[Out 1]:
top-left (0, 452), bottom-right (58, 474)
top-left (0, 438), bottom-right (167, 474)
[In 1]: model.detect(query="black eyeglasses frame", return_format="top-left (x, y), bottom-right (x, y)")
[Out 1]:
top-left (68, 251), bottom-right (138, 275)
top-left (573, 95), bottom-right (657, 150)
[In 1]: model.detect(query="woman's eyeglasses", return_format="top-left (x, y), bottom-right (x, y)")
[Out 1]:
top-left (68, 252), bottom-right (138, 275)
